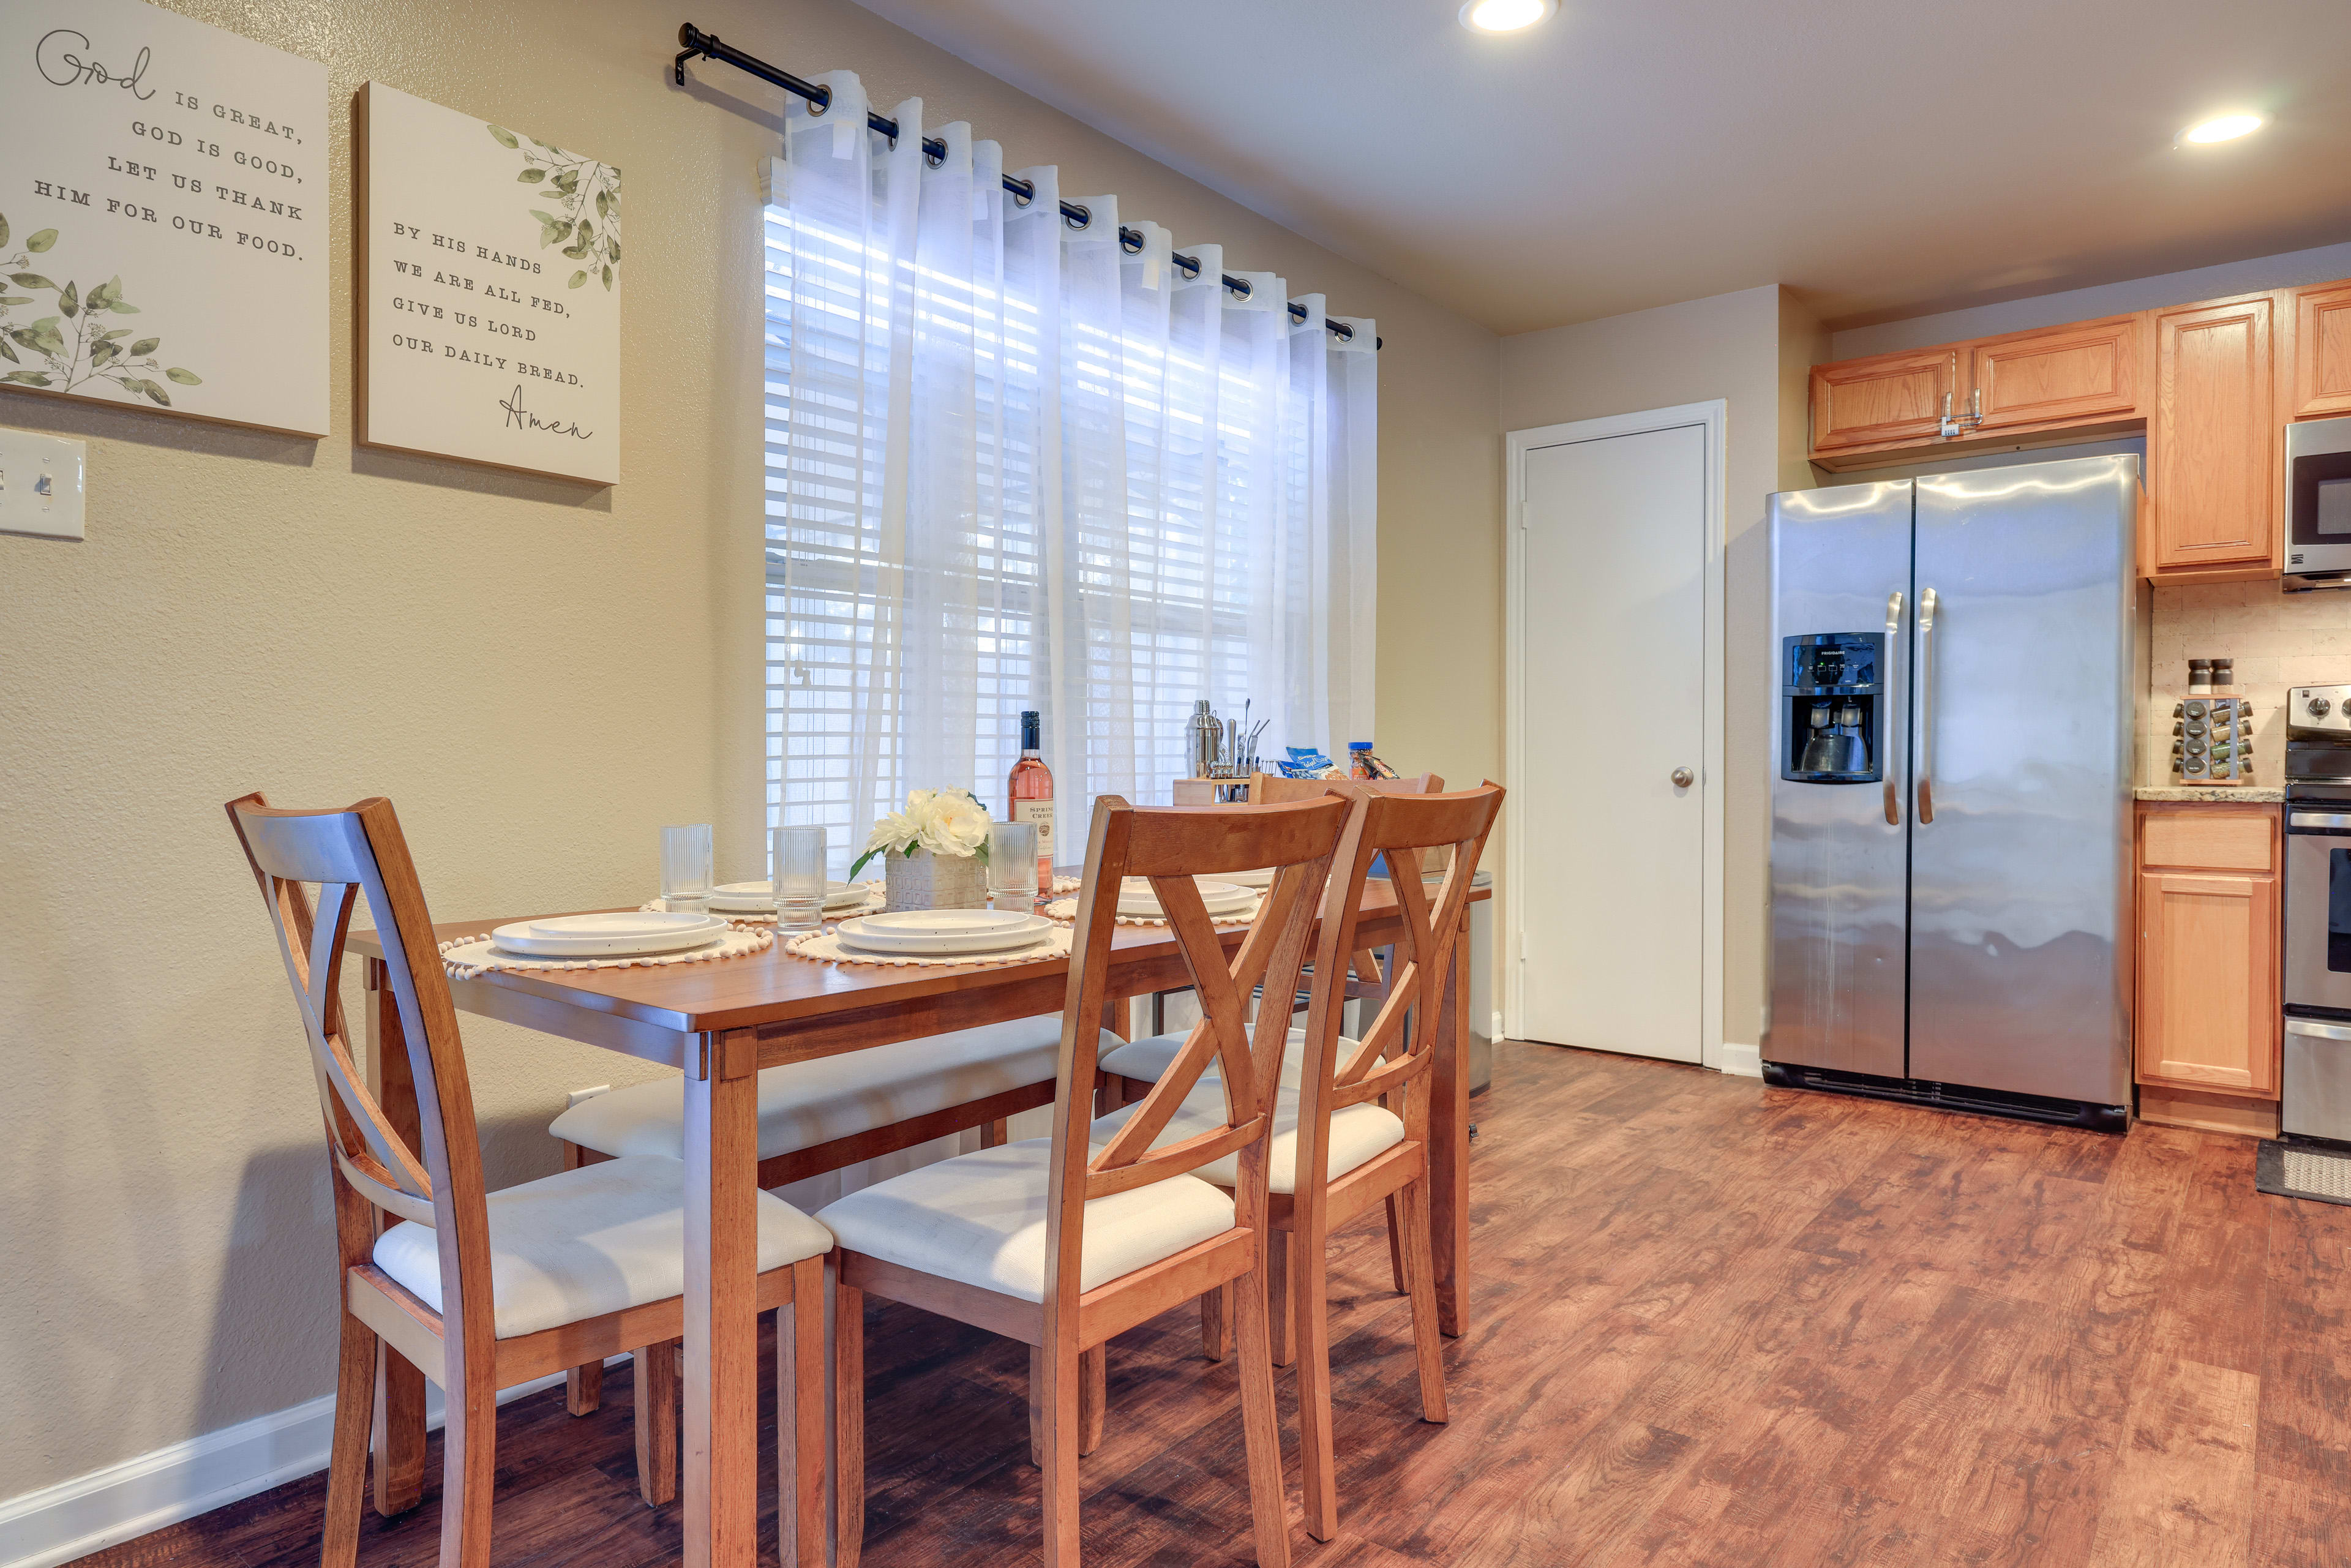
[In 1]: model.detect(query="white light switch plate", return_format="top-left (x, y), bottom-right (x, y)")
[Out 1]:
top-left (0, 427), bottom-right (87, 541)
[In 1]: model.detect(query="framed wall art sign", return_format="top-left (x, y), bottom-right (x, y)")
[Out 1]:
top-left (0, 0), bottom-right (329, 436)
top-left (357, 82), bottom-right (621, 485)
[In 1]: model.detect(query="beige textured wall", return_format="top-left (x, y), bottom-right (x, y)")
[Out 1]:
top-left (2138, 583), bottom-right (2351, 785)
top-left (1496, 283), bottom-right (1810, 1056)
top-left (0, 0), bottom-right (1497, 1495)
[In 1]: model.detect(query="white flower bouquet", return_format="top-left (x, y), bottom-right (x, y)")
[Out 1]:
top-left (851, 787), bottom-right (992, 879)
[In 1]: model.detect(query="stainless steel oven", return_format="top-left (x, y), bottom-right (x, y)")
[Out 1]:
top-left (2284, 805), bottom-right (2351, 1014)
top-left (2284, 416), bottom-right (2351, 590)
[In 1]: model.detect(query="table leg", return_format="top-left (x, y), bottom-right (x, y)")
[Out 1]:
top-left (364, 958), bottom-right (426, 1516)
top-left (1427, 918), bottom-right (1471, 1337)
top-left (683, 1030), bottom-right (761, 1568)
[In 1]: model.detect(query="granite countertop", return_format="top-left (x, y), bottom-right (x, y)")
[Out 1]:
top-left (2134, 784), bottom-right (2285, 803)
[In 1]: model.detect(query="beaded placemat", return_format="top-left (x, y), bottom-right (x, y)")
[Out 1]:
top-left (440, 925), bottom-right (775, 979)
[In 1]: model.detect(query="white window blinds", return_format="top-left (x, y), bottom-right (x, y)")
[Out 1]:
top-left (762, 75), bottom-right (1376, 872)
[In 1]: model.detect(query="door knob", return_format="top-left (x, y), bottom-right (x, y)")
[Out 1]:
top-left (1671, 767), bottom-right (1694, 788)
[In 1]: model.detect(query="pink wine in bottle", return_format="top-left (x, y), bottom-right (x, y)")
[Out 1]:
top-left (1008, 709), bottom-right (1055, 894)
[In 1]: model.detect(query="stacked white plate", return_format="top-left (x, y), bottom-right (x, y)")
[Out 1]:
top-left (1116, 877), bottom-right (1256, 919)
top-left (709, 880), bottom-right (869, 915)
top-left (1225, 867), bottom-right (1278, 889)
top-left (832, 909), bottom-right (1057, 957)
top-left (489, 910), bottom-right (728, 958)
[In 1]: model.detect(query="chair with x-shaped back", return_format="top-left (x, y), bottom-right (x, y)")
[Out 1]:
top-left (1088, 780), bottom-right (1502, 1541)
top-left (819, 789), bottom-right (1354, 1568)
top-left (225, 793), bottom-right (834, 1568)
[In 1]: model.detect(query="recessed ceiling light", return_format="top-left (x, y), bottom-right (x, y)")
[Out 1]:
top-left (2177, 113), bottom-right (2266, 147)
top-left (1459, 0), bottom-right (1556, 33)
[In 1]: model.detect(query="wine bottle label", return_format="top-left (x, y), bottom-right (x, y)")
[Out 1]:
top-left (1013, 798), bottom-right (1054, 855)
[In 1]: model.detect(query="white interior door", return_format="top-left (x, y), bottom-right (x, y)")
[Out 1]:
top-left (1517, 422), bottom-right (1709, 1062)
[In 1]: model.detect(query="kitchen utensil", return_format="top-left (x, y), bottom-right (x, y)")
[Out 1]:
top-left (772, 824), bottom-right (827, 933)
top-left (709, 880), bottom-right (865, 913)
top-left (988, 820), bottom-right (1039, 913)
top-left (1116, 877), bottom-right (1254, 918)
top-left (490, 911), bottom-right (727, 958)
top-left (660, 824), bottom-right (714, 915)
top-left (831, 909), bottom-right (1057, 956)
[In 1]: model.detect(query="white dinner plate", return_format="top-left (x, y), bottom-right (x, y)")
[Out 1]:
top-left (491, 914), bottom-right (727, 958)
top-left (1116, 877), bottom-right (1254, 918)
top-left (1225, 867), bottom-right (1278, 889)
top-left (833, 910), bottom-right (1057, 956)
top-left (709, 879), bottom-right (864, 912)
top-left (527, 911), bottom-right (718, 941)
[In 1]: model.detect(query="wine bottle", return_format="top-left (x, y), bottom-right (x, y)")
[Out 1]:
top-left (1007, 709), bottom-right (1054, 894)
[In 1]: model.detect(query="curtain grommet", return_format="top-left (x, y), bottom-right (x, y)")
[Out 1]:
top-left (808, 86), bottom-right (830, 118)
top-left (1062, 203), bottom-right (1091, 230)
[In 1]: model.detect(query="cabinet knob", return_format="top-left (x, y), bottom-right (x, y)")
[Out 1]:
top-left (1671, 767), bottom-right (1695, 789)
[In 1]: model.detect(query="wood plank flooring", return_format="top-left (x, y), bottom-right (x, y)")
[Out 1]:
top-left (78, 1041), bottom-right (2351, 1568)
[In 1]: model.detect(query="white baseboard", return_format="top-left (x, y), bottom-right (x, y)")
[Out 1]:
top-left (1720, 1040), bottom-right (1763, 1079)
top-left (1490, 1010), bottom-right (1504, 1043)
top-left (0, 1360), bottom-right (621, 1568)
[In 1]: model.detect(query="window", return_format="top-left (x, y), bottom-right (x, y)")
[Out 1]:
top-left (760, 89), bottom-right (1374, 874)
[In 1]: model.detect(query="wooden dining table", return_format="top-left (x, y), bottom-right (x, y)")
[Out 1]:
top-left (350, 877), bottom-right (1488, 1568)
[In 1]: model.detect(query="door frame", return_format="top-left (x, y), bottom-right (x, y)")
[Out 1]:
top-left (1503, 400), bottom-right (1728, 1070)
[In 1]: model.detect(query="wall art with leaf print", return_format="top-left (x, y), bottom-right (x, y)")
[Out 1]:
top-left (358, 81), bottom-right (621, 485)
top-left (0, 0), bottom-right (329, 435)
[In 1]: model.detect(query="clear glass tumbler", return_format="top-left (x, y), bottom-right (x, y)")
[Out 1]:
top-left (660, 823), bottom-right (714, 915)
top-left (772, 825), bottom-right (827, 932)
top-left (988, 820), bottom-right (1039, 914)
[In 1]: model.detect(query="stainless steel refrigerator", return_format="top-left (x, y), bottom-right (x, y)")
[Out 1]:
top-left (1763, 453), bottom-right (2142, 1130)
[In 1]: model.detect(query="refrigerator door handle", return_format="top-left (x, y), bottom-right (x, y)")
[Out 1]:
top-left (1915, 586), bottom-right (1938, 823)
top-left (1883, 590), bottom-right (1905, 825)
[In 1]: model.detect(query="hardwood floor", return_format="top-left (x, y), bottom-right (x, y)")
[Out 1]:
top-left (78, 1041), bottom-right (2351, 1568)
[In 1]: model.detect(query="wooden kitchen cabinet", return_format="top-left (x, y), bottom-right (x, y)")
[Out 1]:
top-left (1965, 315), bottom-right (2143, 435)
top-left (2290, 280), bottom-right (2351, 419)
top-left (1807, 347), bottom-right (1956, 457)
top-left (2134, 803), bottom-right (2280, 1134)
top-left (2145, 293), bottom-right (2281, 582)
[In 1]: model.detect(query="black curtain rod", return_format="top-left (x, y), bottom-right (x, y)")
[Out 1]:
top-left (676, 23), bottom-right (1376, 347)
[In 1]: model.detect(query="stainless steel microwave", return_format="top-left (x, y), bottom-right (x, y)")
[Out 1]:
top-left (2284, 415), bottom-right (2351, 590)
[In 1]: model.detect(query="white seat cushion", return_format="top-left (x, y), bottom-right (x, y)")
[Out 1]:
top-left (372, 1155), bottom-right (833, 1340)
top-left (549, 1017), bottom-right (1104, 1163)
top-left (1097, 1026), bottom-right (1339, 1089)
top-left (813, 1138), bottom-right (1234, 1301)
top-left (1089, 1079), bottom-right (1404, 1196)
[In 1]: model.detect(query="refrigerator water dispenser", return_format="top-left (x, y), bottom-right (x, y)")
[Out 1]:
top-left (1781, 632), bottom-right (1883, 784)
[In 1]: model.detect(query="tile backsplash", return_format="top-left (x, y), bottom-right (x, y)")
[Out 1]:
top-left (2141, 580), bottom-right (2351, 783)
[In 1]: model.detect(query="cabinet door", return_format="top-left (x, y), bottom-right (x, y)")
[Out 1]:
top-left (1810, 347), bottom-right (1955, 456)
top-left (1965, 315), bottom-right (2141, 433)
top-left (2291, 281), bottom-right (2351, 419)
top-left (2136, 869), bottom-right (2279, 1095)
top-left (2148, 294), bottom-right (2278, 574)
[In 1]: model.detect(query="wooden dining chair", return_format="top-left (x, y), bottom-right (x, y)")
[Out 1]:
top-left (1091, 782), bottom-right (1503, 1541)
top-left (1097, 770), bottom-right (1444, 1315)
top-left (225, 793), bottom-right (834, 1568)
top-left (820, 791), bottom-right (1354, 1568)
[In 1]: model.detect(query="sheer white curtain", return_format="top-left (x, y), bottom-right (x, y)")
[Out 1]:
top-left (762, 72), bottom-right (1378, 883)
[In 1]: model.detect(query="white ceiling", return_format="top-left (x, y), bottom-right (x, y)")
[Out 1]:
top-left (852, 0), bottom-right (2351, 336)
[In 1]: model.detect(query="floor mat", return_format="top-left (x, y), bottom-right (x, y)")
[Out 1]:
top-left (2255, 1138), bottom-right (2351, 1206)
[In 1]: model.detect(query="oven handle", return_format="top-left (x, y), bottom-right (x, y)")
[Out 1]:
top-left (2287, 1017), bottom-right (2351, 1043)
top-left (2289, 812), bottom-right (2351, 831)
